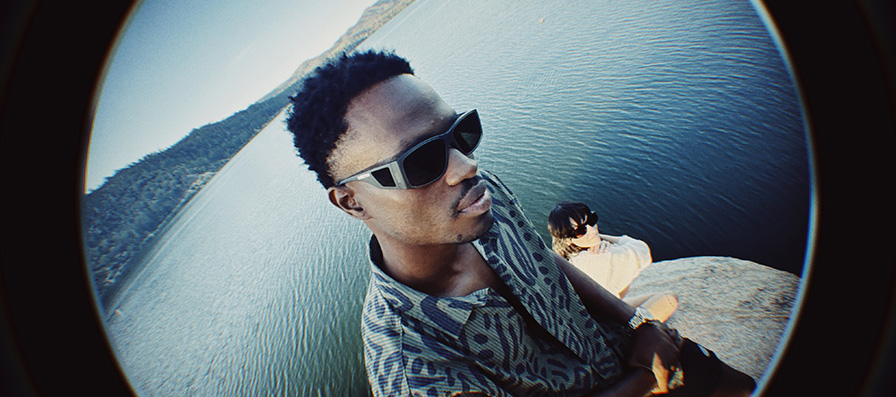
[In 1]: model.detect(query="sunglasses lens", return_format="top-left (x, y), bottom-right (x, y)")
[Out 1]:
top-left (403, 139), bottom-right (447, 187)
top-left (370, 168), bottom-right (396, 187)
top-left (588, 212), bottom-right (598, 226)
top-left (453, 111), bottom-right (482, 154)
top-left (571, 212), bottom-right (598, 238)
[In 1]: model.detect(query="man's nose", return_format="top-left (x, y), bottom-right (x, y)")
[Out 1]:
top-left (443, 148), bottom-right (478, 186)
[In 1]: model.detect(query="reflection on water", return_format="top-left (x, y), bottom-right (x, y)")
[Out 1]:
top-left (104, 121), bottom-right (372, 395)
top-left (360, 0), bottom-right (810, 274)
top-left (98, 0), bottom-right (811, 395)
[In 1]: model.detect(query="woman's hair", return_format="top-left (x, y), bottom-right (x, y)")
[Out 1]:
top-left (548, 201), bottom-right (593, 259)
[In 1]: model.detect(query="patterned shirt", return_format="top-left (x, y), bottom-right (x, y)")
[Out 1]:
top-left (362, 171), bottom-right (629, 396)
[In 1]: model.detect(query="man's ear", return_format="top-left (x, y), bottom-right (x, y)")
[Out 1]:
top-left (327, 185), bottom-right (369, 220)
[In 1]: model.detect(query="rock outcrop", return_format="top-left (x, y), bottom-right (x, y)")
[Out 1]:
top-left (626, 256), bottom-right (802, 381)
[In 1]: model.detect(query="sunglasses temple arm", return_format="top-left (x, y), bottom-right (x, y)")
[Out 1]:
top-left (387, 162), bottom-right (409, 189)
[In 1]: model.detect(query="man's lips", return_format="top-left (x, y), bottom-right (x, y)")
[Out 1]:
top-left (457, 180), bottom-right (490, 213)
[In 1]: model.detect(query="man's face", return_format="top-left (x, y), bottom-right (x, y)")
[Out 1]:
top-left (330, 74), bottom-right (493, 246)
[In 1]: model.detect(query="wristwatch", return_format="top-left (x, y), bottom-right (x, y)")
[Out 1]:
top-left (626, 307), bottom-right (655, 331)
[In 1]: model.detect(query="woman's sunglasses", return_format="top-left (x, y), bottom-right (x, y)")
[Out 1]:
top-left (336, 109), bottom-right (482, 189)
top-left (570, 211), bottom-right (599, 239)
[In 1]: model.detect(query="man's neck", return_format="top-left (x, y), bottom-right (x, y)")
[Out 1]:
top-left (372, 235), bottom-right (495, 297)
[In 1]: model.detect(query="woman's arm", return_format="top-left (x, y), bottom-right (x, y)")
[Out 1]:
top-left (597, 235), bottom-right (652, 269)
top-left (598, 234), bottom-right (622, 244)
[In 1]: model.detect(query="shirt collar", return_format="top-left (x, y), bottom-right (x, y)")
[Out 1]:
top-left (367, 236), bottom-right (492, 338)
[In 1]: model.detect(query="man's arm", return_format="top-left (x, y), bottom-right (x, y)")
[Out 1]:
top-left (552, 251), bottom-right (633, 323)
top-left (588, 367), bottom-right (657, 397)
top-left (553, 252), bottom-right (682, 394)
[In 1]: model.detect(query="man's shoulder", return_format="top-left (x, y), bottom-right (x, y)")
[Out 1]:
top-left (361, 288), bottom-right (411, 396)
top-left (362, 277), bottom-right (398, 321)
top-left (480, 170), bottom-right (511, 194)
top-left (361, 282), bottom-right (405, 353)
top-left (479, 170), bottom-right (520, 211)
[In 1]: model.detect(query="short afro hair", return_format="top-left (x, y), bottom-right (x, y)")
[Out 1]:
top-left (285, 49), bottom-right (414, 188)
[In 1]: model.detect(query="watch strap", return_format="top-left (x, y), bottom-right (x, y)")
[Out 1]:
top-left (627, 307), bottom-right (655, 331)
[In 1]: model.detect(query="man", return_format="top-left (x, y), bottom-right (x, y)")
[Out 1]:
top-left (286, 50), bottom-right (755, 396)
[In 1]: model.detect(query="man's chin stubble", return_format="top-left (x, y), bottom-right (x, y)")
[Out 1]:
top-left (453, 212), bottom-right (494, 244)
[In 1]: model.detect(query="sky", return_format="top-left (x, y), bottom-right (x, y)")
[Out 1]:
top-left (84, 0), bottom-right (379, 193)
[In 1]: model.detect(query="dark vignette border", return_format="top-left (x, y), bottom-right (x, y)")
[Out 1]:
top-left (757, 0), bottom-right (895, 395)
top-left (1, 0), bottom-right (136, 395)
top-left (0, 0), bottom-right (893, 395)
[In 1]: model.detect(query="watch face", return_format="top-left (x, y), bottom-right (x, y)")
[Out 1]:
top-left (628, 307), bottom-right (656, 330)
top-left (629, 310), bottom-right (644, 329)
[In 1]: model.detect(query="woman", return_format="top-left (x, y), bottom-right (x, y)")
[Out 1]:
top-left (548, 201), bottom-right (678, 322)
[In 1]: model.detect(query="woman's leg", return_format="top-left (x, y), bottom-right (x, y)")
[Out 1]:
top-left (622, 291), bottom-right (679, 322)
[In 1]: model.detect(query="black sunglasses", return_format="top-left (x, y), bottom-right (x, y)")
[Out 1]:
top-left (336, 109), bottom-right (482, 189)
top-left (570, 211), bottom-right (598, 238)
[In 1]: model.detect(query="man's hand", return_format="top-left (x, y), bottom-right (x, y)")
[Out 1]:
top-left (626, 321), bottom-right (683, 393)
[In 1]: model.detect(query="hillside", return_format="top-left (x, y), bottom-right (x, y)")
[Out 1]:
top-left (81, 0), bottom-right (417, 303)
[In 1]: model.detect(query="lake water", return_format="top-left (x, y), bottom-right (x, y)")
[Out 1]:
top-left (97, 0), bottom-right (812, 395)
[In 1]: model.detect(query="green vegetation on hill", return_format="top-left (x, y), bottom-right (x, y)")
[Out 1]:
top-left (81, 90), bottom-right (293, 300)
top-left (81, 0), bottom-right (418, 306)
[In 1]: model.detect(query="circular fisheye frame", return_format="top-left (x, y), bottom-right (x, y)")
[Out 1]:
top-left (0, 0), bottom-right (893, 396)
